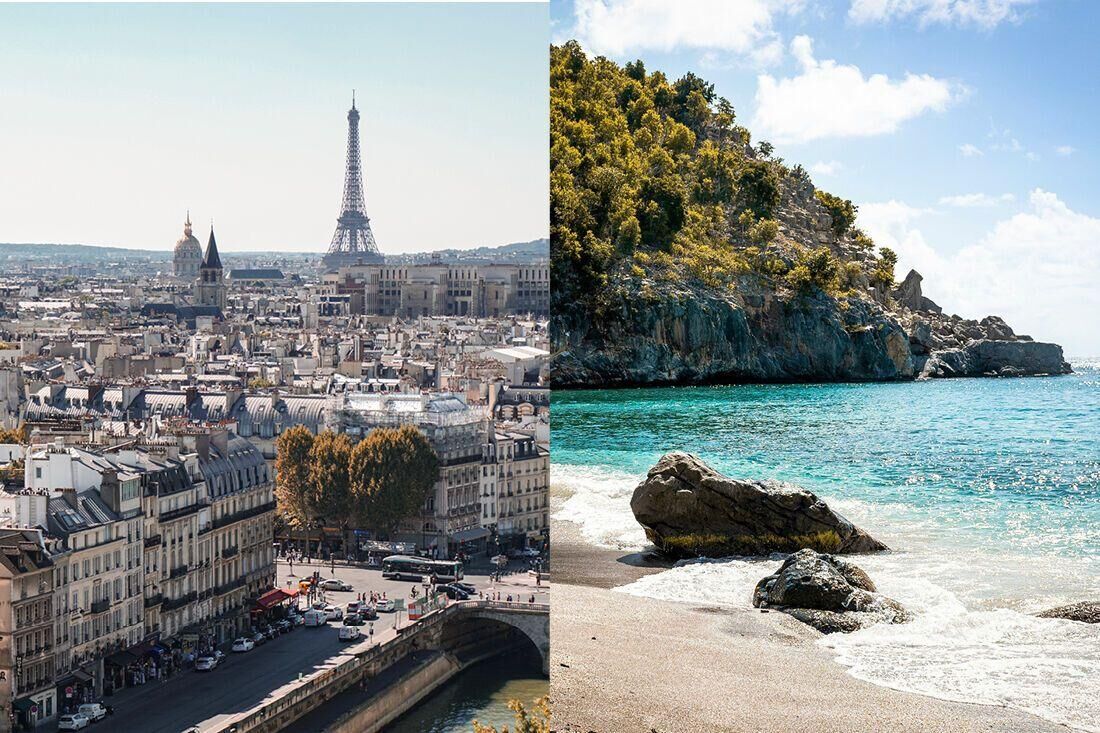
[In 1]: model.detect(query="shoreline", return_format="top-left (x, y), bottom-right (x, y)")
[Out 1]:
top-left (551, 536), bottom-right (1074, 733)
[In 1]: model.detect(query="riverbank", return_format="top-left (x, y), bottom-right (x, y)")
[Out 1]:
top-left (551, 539), bottom-right (1070, 733)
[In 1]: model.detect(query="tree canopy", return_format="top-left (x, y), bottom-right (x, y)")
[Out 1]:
top-left (349, 425), bottom-right (439, 537)
top-left (551, 41), bottom-right (888, 315)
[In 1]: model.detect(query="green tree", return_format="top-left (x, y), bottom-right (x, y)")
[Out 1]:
top-left (275, 425), bottom-right (319, 552)
top-left (736, 160), bottom-right (780, 220)
top-left (309, 431), bottom-right (355, 551)
top-left (814, 190), bottom-right (858, 237)
top-left (871, 247), bottom-right (899, 288)
top-left (349, 425), bottom-right (439, 537)
top-left (473, 697), bottom-right (551, 733)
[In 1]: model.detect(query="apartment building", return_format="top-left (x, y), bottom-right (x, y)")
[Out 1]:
top-left (480, 431), bottom-right (549, 551)
top-left (0, 528), bottom-right (57, 730)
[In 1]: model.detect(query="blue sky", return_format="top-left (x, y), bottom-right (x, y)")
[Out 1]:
top-left (0, 3), bottom-right (548, 256)
top-left (553, 0), bottom-right (1099, 355)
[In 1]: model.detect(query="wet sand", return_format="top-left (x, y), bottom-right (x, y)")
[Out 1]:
top-left (551, 536), bottom-right (1070, 733)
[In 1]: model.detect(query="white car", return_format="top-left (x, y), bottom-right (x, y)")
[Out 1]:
top-left (320, 578), bottom-right (353, 591)
top-left (195, 655), bottom-right (218, 671)
top-left (376, 599), bottom-right (396, 613)
top-left (231, 637), bottom-right (255, 652)
top-left (338, 625), bottom-right (361, 641)
top-left (77, 703), bottom-right (108, 722)
top-left (323, 604), bottom-right (343, 621)
top-left (58, 713), bottom-right (90, 730)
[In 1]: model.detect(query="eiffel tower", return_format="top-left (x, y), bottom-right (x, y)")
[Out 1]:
top-left (323, 92), bottom-right (384, 270)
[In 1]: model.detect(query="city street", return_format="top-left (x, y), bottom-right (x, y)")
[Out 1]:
top-left (81, 559), bottom-right (549, 732)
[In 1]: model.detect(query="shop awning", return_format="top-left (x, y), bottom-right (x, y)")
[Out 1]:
top-left (12, 698), bottom-right (34, 713)
top-left (451, 527), bottom-right (490, 543)
top-left (105, 650), bottom-right (139, 667)
top-left (282, 587), bottom-right (300, 598)
top-left (71, 670), bottom-right (94, 683)
top-left (255, 588), bottom-right (287, 609)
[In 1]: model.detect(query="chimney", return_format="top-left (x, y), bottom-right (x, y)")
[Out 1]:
top-left (59, 487), bottom-right (79, 509)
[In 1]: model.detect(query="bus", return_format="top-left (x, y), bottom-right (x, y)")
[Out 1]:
top-left (381, 555), bottom-right (464, 582)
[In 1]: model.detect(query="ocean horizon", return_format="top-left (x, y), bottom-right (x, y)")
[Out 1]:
top-left (553, 360), bottom-right (1100, 732)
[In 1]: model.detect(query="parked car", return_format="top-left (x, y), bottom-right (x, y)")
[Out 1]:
top-left (376, 599), bottom-right (396, 613)
top-left (453, 582), bottom-right (477, 595)
top-left (251, 631), bottom-right (267, 645)
top-left (437, 584), bottom-right (470, 601)
top-left (345, 600), bottom-right (361, 615)
top-left (287, 611), bottom-right (305, 626)
top-left (323, 605), bottom-right (344, 621)
top-left (58, 713), bottom-right (90, 730)
top-left (320, 578), bottom-right (353, 591)
top-left (195, 655), bottom-right (218, 671)
top-left (521, 548), bottom-right (541, 558)
top-left (343, 612), bottom-right (364, 626)
top-left (276, 619), bottom-right (293, 633)
top-left (232, 637), bottom-right (255, 652)
top-left (79, 703), bottom-right (108, 722)
top-left (359, 605), bottom-right (379, 620)
top-left (212, 650), bottom-right (226, 664)
top-left (338, 625), bottom-right (361, 641)
top-left (262, 625), bottom-right (278, 640)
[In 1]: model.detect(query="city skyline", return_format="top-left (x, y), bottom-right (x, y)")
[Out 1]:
top-left (0, 3), bottom-right (549, 256)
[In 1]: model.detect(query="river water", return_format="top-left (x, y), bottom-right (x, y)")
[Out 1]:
top-left (384, 649), bottom-right (547, 732)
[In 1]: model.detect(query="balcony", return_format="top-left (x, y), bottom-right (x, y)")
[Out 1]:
top-left (214, 577), bottom-right (245, 597)
top-left (90, 599), bottom-right (110, 614)
top-left (221, 545), bottom-right (239, 559)
top-left (144, 594), bottom-right (163, 609)
top-left (144, 534), bottom-right (162, 549)
top-left (212, 501), bottom-right (276, 530)
top-left (169, 565), bottom-right (189, 579)
top-left (159, 502), bottom-right (206, 523)
top-left (162, 591), bottom-right (197, 611)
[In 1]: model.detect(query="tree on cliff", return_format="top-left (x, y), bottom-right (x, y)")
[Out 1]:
top-left (550, 41), bottom-right (882, 320)
top-left (349, 425), bottom-right (439, 537)
top-left (275, 425), bottom-right (320, 547)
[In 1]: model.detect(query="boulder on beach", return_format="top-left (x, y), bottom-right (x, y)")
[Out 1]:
top-left (630, 452), bottom-right (888, 559)
top-left (1036, 601), bottom-right (1100, 624)
top-left (752, 549), bottom-right (909, 633)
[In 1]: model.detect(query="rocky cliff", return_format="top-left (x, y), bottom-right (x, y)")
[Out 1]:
top-left (549, 43), bottom-right (1071, 388)
top-left (552, 177), bottom-right (1070, 388)
top-left (553, 266), bottom-right (1071, 387)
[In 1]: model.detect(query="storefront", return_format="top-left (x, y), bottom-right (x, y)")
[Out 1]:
top-left (449, 527), bottom-right (490, 557)
top-left (12, 689), bottom-right (56, 731)
top-left (56, 668), bottom-right (96, 714)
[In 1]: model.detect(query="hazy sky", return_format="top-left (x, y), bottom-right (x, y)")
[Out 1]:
top-left (0, 3), bottom-right (549, 255)
top-left (553, 0), bottom-right (1100, 355)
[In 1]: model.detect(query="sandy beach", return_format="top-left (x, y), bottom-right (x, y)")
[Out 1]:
top-left (550, 537), bottom-right (1070, 733)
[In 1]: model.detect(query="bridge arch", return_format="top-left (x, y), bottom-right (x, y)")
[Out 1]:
top-left (440, 603), bottom-right (549, 675)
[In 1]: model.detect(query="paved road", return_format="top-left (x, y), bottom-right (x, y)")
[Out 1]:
top-left (77, 559), bottom-right (549, 732)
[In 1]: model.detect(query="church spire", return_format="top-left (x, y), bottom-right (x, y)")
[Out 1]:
top-left (203, 225), bottom-right (223, 270)
top-left (184, 211), bottom-right (192, 237)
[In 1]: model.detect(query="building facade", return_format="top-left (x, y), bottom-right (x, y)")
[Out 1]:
top-left (172, 214), bottom-right (202, 280)
top-left (324, 259), bottom-right (550, 318)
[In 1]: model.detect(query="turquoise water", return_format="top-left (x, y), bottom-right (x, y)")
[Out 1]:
top-left (553, 363), bottom-right (1100, 731)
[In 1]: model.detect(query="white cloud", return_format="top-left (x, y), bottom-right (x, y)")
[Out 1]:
top-left (860, 190), bottom-right (1100, 355)
top-left (569, 0), bottom-right (802, 60)
top-left (810, 160), bottom-right (843, 176)
top-left (848, 0), bottom-right (1034, 29)
top-left (1056, 145), bottom-right (1076, 157)
top-left (988, 123), bottom-right (1038, 160)
top-left (958, 143), bottom-right (983, 157)
top-left (752, 35), bottom-right (957, 144)
top-left (938, 192), bottom-right (1014, 207)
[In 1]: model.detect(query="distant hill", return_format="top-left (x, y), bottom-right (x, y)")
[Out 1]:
top-left (0, 237), bottom-right (549, 267)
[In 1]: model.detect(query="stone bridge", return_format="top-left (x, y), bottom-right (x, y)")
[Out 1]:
top-left (211, 600), bottom-right (549, 733)
top-left (445, 601), bottom-right (550, 674)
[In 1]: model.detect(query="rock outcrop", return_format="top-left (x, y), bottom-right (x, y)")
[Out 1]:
top-left (630, 452), bottom-right (888, 559)
top-left (752, 549), bottom-right (909, 633)
top-left (1036, 601), bottom-right (1100, 624)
